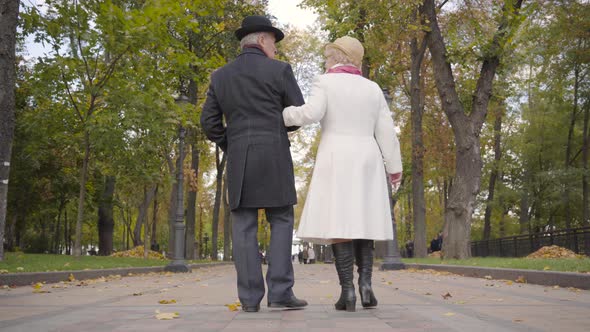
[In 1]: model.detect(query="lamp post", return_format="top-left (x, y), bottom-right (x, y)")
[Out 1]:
top-left (165, 94), bottom-right (191, 273)
top-left (380, 88), bottom-right (404, 271)
top-left (203, 233), bottom-right (209, 259)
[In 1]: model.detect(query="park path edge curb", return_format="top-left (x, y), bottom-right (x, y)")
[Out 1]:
top-left (403, 263), bottom-right (590, 290)
top-left (0, 262), bottom-right (233, 287)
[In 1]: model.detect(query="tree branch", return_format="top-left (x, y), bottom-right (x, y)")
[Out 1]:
top-left (470, 0), bottom-right (524, 131)
top-left (61, 70), bottom-right (84, 123)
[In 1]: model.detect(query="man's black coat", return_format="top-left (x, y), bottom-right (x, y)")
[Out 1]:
top-left (200, 47), bottom-right (304, 210)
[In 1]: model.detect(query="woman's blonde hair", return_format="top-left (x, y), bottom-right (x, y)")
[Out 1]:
top-left (325, 46), bottom-right (360, 68)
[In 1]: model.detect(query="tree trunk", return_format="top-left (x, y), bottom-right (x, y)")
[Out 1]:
top-left (410, 31), bottom-right (428, 258)
top-left (73, 131), bottom-right (91, 256)
top-left (211, 147), bottom-right (227, 261)
top-left (584, 99), bottom-right (589, 224)
top-left (53, 199), bottom-right (65, 253)
top-left (483, 107), bottom-right (504, 240)
top-left (0, 0), bottom-right (20, 261)
top-left (166, 154), bottom-right (179, 258)
top-left (422, 0), bottom-right (523, 259)
top-left (198, 202), bottom-right (203, 259)
top-left (519, 175), bottom-right (530, 234)
top-left (5, 213), bottom-right (16, 251)
top-left (98, 176), bottom-right (116, 255)
top-left (563, 64), bottom-right (579, 230)
top-left (222, 172), bottom-right (231, 261)
top-left (185, 143), bottom-right (199, 259)
top-left (151, 185), bottom-right (158, 250)
top-left (133, 185), bottom-right (157, 247)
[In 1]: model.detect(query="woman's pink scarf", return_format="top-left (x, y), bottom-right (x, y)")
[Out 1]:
top-left (327, 65), bottom-right (362, 76)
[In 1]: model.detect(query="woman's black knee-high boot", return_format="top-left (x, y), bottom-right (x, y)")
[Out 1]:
top-left (353, 239), bottom-right (378, 308)
top-left (331, 241), bottom-right (356, 312)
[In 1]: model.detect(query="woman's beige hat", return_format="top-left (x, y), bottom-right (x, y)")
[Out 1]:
top-left (325, 36), bottom-right (364, 66)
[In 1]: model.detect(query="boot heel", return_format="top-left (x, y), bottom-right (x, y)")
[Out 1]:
top-left (360, 288), bottom-right (371, 306)
top-left (345, 300), bottom-right (356, 312)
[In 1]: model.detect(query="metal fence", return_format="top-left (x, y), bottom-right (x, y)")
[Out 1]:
top-left (470, 226), bottom-right (590, 257)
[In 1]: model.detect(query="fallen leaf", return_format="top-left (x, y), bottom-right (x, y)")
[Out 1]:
top-left (158, 299), bottom-right (177, 304)
top-left (33, 282), bottom-right (43, 290)
top-left (32, 289), bottom-right (51, 294)
top-left (553, 285), bottom-right (560, 289)
top-left (516, 276), bottom-right (526, 284)
top-left (505, 281), bottom-right (513, 286)
top-left (224, 300), bottom-right (242, 311)
top-left (454, 301), bottom-right (466, 304)
top-left (154, 310), bottom-right (179, 320)
top-left (16, 267), bottom-right (24, 271)
top-left (543, 266), bottom-right (551, 271)
top-left (225, 304), bottom-right (239, 311)
top-left (0, 270), bottom-right (9, 274)
top-left (64, 262), bottom-right (70, 267)
top-left (442, 292), bottom-right (452, 300)
top-left (484, 275), bottom-right (493, 280)
top-left (443, 312), bottom-right (456, 317)
top-left (68, 274), bottom-right (76, 282)
top-left (133, 292), bottom-right (143, 296)
top-left (425, 292), bottom-right (432, 296)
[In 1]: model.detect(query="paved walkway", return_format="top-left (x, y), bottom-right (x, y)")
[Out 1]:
top-left (0, 263), bottom-right (588, 331)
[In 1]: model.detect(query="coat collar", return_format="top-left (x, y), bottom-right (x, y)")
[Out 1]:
top-left (239, 46), bottom-right (267, 58)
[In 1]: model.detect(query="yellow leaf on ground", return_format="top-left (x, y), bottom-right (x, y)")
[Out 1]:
top-left (444, 312), bottom-right (456, 316)
top-left (32, 289), bottom-right (51, 294)
top-left (543, 266), bottom-right (551, 271)
top-left (0, 270), bottom-right (9, 274)
top-left (63, 262), bottom-right (70, 267)
top-left (33, 282), bottom-right (43, 290)
top-left (505, 281), bottom-right (513, 286)
top-left (154, 311), bottom-right (179, 320)
top-left (225, 301), bottom-right (242, 312)
top-left (484, 275), bottom-right (492, 280)
top-left (516, 276), bottom-right (526, 283)
top-left (16, 267), bottom-right (24, 271)
top-left (68, 274), bottom-right (76, 282)
top-left (158, 299), bottom-right (177, 304)
top-left (225, 304), bottom-right (239, 311)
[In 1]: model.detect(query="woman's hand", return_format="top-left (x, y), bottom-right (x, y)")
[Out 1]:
top-left (388, 172), bottom-right (402, 192)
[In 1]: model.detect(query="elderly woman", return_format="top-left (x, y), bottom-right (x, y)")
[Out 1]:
top-left (283, 36), bottom-right (402, 312)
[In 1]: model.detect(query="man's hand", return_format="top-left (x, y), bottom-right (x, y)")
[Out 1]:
top-left (389, 172), bottom-right (402, 192)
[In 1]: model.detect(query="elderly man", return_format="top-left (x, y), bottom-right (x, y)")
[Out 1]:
top-left (200, 15), bottom-right (307, 313)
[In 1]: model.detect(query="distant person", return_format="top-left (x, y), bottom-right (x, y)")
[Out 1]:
top-left (308, 246), bottom-right (316, 264)
top-left (406, 240), bottom-right (414, 258)
top-left (303, 247), bottom-right (309, 264)
top-left (282, 36), bottom-right (402, 312)
top-left (298, 250), bottom-right (303, 264)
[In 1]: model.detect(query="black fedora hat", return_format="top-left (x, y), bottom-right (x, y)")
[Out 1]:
top-left (235, 15), bottom-right (284, 42)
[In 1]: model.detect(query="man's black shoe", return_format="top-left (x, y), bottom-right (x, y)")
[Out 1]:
top-left (268, 296), bottom-right (308, 309)
top-left (242, 304), bottom-right (260, 312)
